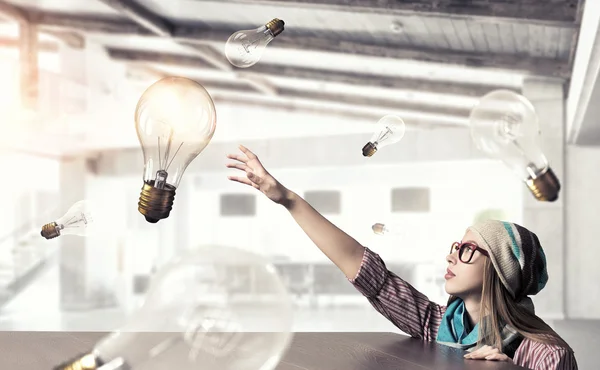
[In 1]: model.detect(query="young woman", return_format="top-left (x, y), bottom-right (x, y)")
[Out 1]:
top-left (226, 145), bottom-right (577, 370)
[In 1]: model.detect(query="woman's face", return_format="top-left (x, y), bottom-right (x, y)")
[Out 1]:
top-left (444, 230), bottom-right (487, 299)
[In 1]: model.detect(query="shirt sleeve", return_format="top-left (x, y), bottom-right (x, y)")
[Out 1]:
top-left (348, 246), bottom-right (446, 342)
top-left (535, 349), bottom-right (578, 370)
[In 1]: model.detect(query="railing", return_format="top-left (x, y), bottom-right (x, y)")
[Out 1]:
top-left (0, 205), bottom-right (61, 306)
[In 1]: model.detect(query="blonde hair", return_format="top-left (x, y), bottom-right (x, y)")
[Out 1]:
top-left (448, 258), bottom-right (572, 352)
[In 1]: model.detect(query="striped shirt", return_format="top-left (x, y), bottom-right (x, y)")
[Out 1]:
top-left (348, 246), bottom-right (578, 370)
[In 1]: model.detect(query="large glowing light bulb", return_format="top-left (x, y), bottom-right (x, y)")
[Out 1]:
top-left (362, 115), bottom-right (406, 157)
top-left (53, 245), bottom-right (294, 370)
top-left (469, 90), bottom-right (560, 201)
top-left (135, 77), bottom-right (217, 223)
top-left (225, 19), bottom-right (285, 68)
top-left (40, 200), bottom-right (96, 239)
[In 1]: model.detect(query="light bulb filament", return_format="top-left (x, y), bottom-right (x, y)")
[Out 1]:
top-left (242, 39), bottom-right (260, 53)
top-left (495, 113), bottom-right (520, 141)
top-left (157, 132), bottom-right (185, 172)
top-left (377, 127), bottom-right (394, 143)
top-left (166, 142), bottom-right (184, 171)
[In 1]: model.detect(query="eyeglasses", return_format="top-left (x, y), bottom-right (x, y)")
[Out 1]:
top-left (450, 241), bottom-right (489, 264)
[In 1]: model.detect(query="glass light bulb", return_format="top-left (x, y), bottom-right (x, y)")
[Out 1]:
top-left (225, 19), bottom-right (285, 68)
top-left (40, 200), bottom-right (96, 239)
top-left (371, 223), bottom-right (402, 236)
top-left (469, 90), bottom-right (560, 201)
top-left (362, 115), bottom-right (406, 157)
top-left (135, 76), bottom-right (217, 223)
top-left (54, 245), bottom-right (294, 370)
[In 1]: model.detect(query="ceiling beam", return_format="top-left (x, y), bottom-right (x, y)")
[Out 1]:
top-left (97, 0), bottom-right (172, 37)
top-left (41, 29), bottom-right (85, 49)
top-left (241, 64), bottom-right (512, 98)
top-left (212, 92), bottom-right (470, 129)
top-left (30, 11), bottom-right (150, 35)
top-left (145, 66), bottom-right (473, 117)
top-left (108, 47), bottom-right (512, 100)
top-left (91, 0), bottom-right (276, 95)
top-left (0, 1), bottom-right (87, 49)
top-left (29, 11), bottom-right (570, 79)
top-left (0, 1), bottom-right (28, 23)
top-left (175, 28), bottom-right (570, 79)
top-left (132, 65), bottom-right (470, 126)
top-left (0, 36), bottom-right (57, 52)
top-left (200, 0), bottom-right (581, 25)
top-left (92, 1), bottom-right (223, 69)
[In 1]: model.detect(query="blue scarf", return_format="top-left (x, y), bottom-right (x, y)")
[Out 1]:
top-left (436, 298), bottom-right (523, 355)
top-left (436, 299), bottom-right (479, 349)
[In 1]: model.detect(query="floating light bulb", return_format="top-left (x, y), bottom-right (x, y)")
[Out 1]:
top-left (371, 223), bottom-right (402, 236)
top-left (225, 18), bottom-right (285, 68)
top-left (362, 115), bottom-right (406, 157)
top-left (40, 200), bottom-right (96, 239)
top-left (135, 77), bottom-right (217, 223)
top-left (469, 90), bottom-right (560, 201)
top-left (53, 245), bottom-right (294, 370)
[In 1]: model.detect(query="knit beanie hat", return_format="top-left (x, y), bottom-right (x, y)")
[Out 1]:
top-left (466, 219), bottom-right (549, 301)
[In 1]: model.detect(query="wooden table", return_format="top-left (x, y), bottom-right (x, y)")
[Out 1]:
top-left (0, 331), bottom-right (526, 369)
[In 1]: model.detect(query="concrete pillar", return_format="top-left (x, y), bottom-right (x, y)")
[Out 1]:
top-left (173, 181), bottom-right (191, 254)
top-left (56, 39), bottom-right (129, 311)
top-left (18, 22), bottom-right (39, 112)
top-left (57, 157), bottom-right (91, 311)
top-left (521, 78), bottom-right (566, 320)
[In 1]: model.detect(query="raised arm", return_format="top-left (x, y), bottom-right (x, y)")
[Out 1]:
top-left (226, 145), bottom-right (364, 279)
top-left (226, 145), bottom-right (445, 340)
top-left (279, 190), bottom-right (364, 279)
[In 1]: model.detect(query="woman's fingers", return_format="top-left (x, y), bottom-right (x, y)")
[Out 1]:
top-left (227, 175), bottom-right (259, 189)
top-left (465, 345), bottom-right (492, 358)
top-left (238, 144), bottom-right (257, 160)
top-left (226, 162), bottom-right (248, 171)
top-left (484, 353), bottom-right (511, 361)
top-left (226, 153), bottom-right (248, 164)
top-left (465, 345), bottom-right (505, 361)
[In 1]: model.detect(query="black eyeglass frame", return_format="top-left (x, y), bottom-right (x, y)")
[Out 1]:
top-left (450, 241), bottom-right (489, 264)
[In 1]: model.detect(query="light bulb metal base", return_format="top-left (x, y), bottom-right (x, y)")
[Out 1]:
top-left (265, 18), bottom-right (284, 36)
top-left (41, 222), bottom-right (60, 239)
top-left (138, 181), bottom-right (176, 223)
top-left (362, 142), bottom-right (377, 157)
top-left (52, 352), bottom-right (103, 370)
top-left (526, 166), bottom-right (561, 202)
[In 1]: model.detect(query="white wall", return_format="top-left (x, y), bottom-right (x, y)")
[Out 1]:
top-left (188, 159), bottom-right (523, 264)
top-left (565, 145), bottom-right (600, 318)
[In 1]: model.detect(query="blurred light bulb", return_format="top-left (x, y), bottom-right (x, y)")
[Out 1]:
top-left (469, 90), bottom-right (560, 202)
top-left (135, 77), bottom-right (217, 223)
top-left (53, 245), bottom-right (294, 370)
top-left (371, 223), bottom-right (402, 236)
top-left (40, 200), bottom-right (96, 240)
top-left (362, 115), bottom-right (406, 157)
top-left (225, 18), bottom-right (285, 68)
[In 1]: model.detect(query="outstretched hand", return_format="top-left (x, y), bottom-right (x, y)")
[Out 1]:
top-left (464, 345), bottom-right (513, 362)
top-left (226, 145), bottom-right (291, 206)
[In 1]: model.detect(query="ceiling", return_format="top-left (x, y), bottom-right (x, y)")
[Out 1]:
top-left (0, 0), bottom-right (588, 132)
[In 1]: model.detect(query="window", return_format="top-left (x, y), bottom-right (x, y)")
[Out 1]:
top-left (220, 193), bottom-right (257, 216)
top-left (391, 187), bottom-right (430, 212)
top-left (133, 275), bottom-right (150, 294)
top-left (304, 190), bottom-right (341, 214)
